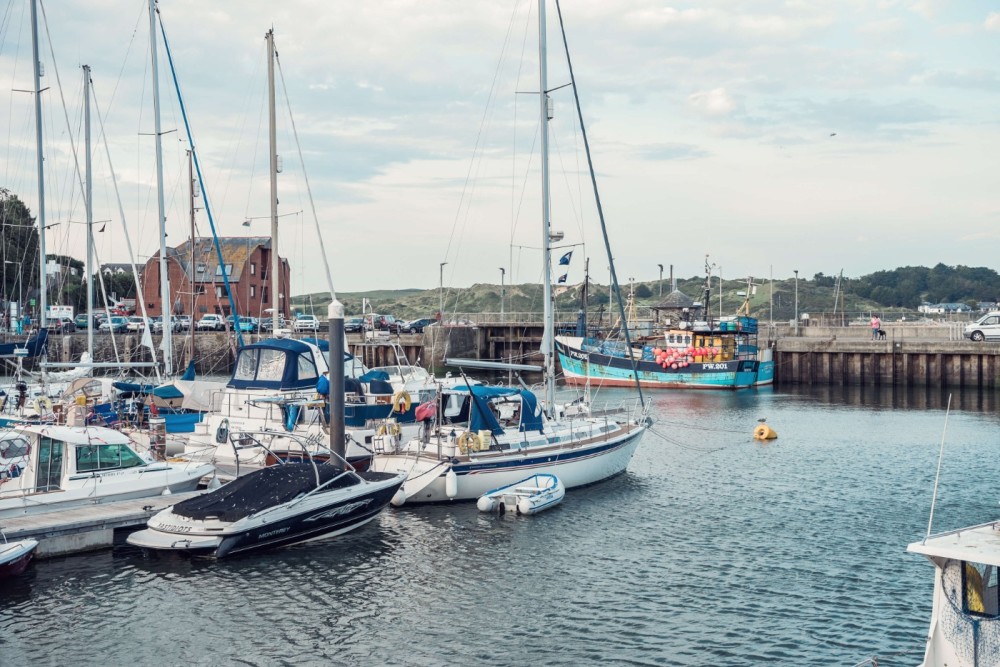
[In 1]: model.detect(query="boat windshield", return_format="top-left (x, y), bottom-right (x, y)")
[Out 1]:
top-left (75, 443), bottom-right (145, 473)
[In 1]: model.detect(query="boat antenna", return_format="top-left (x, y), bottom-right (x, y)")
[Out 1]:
top-left (924, 393), bottom-right (952, 543)
top-left (553, 0), bottom-right (645, 407)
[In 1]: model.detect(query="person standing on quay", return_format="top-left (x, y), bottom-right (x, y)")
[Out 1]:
top-left (870, 314), bottom-right (881, 340)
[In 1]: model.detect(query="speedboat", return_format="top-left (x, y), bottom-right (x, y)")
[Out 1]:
top-left (0, 531), bottom-right (37, 578)
top-left (128, 435), bottom-right (405, 558)
top-left (371, 383), bottom-right (646, 504)
top-left (0, 422), bottom-right (214, 518)
top-left (477, 473), bottom-right (564, 515)
top-left (907, 521), bottom-right (1000, 666)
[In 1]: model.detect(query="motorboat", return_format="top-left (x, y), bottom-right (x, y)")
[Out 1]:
top-left (477, 473), bottom-right (564, 515)
top-left (907, 521), bottom-right (1000, 666)
top-left (371, 383), bottom-right (646, 504)
top-left (0, 530), bottom-right (37, 578)
top-left (0, 420), bottom-right (214, 518)
top-left (127, 434), bottom-right (406, 558)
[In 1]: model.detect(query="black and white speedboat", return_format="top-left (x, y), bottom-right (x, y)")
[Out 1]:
top-left (127, 434), bottom-right (405, 558)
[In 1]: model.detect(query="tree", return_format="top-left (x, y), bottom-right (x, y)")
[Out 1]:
top-left (634, 284), bottom-right (652, 298)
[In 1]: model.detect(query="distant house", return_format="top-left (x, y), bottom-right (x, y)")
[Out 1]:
top-left (140, 236), bottom-right (290, 318)
top-left (101, 263), bottom-right (134, 277)
top-left (977, 301), bottom-right (997, 312)
top-left (651, 288), bottom-right (697, 323)
top-left (924, 302), bottom-right (972, 314)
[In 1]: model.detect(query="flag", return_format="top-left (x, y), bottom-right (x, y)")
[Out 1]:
top-left (97, 223), bottom-right (106, 233)
top-left (558, 273), bottom-right (568, 284)
top-left (559, 250), bottom-right (573, 266)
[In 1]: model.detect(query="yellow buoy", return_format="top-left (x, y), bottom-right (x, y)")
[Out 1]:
top-left (753, 423), bottom-right (777, 440)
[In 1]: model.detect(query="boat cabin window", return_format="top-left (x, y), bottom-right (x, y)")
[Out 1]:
top-left (257, 349), bottom-right (285, 381)
top-left (234, 349), bottom-right (259, 381)
top-left (963, 561), bottom-right (1000, 617)
top-left (76, 443), bottom-right (145, 473)
top-left (0, 437), bottom-right (29, 459)
top-left (297, 354), bottom-right (318, 382)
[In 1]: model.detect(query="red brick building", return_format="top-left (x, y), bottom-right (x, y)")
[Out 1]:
top-left (141, 236), bottom-right (291, 319)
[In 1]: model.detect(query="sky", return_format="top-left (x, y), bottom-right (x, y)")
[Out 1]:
top-left (0, 0), bottom-right (997, 297)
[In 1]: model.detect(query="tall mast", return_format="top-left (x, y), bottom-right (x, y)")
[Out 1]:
top-left (538, 0), bottom-right (555, 416)
top-left (30, 0), bottom-right (47, 330)
top-left (149, 0), bottom-right (172, 375)
top-left (84, 65), bottom-right (94, 358)
top-left (187, 149), bottom-right (196, 368)
top-left (267, 29), bottom-right (280, 333)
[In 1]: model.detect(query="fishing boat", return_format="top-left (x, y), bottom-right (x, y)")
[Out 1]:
top-left (477, 473), bottom-right (564, 515)
top-left (556, 274), bottom-right (774, 390)
top-left (906, 522), bottom-right (1000, 666)
top-left (0, 530), bottom-right (37, 578)
top-left (0, 419), bottom-right (214, 518)
top-left (127, 436), bottom-right (406, 558)
top-left (370, 1), bottom-right (648, 503)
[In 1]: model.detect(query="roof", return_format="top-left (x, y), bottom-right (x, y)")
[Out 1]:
top-left (14, 424), bottom-right (132, 446)
top-left (652, 289), bottom-right (695, 310)
top-left (908, 521), bottom-right (1000, 567)
top-left (156, 236), bottom-right (286, 284)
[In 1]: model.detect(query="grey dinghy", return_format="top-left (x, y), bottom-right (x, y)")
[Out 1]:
top-left (128, 461), bottom-right (405, 558)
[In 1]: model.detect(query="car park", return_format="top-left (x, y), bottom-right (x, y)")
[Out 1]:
top-left (50, 316), bottom-right (77, 334)
top-left (99, 316), bottom-right (128, 334)
top-left (293, 314), bottom-right (320, 332)
top-left (402, 317), bottom-right (435, 334)
top-left (196, 314), bottom-right (225, 331)
top-left (964, 311), bottom-right (1000, 342)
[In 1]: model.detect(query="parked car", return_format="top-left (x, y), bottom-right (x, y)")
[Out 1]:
top-left (293, 314), bottom-right (320, 332)
top-left (173, 315), bottom-right (191, 332)
top-left (964, 311), bottom-right (1000, 342)
top-left (344, 317), bottom-right (365, 333)
top-left (50, 316), bottom-right (77, 334)
top-left (367, 314), bottom-right (402, 333)
top-left (126, 316), bottom-right (146, 332)
top-left (74, 313), bottom-right (102, 329)
top-left (196, 314), bottom-right (225, 331)
top-left (226, 315), bottom-right (258, 333)
top-left (401, 317), bottom-right (436, 334)
top-left (99, 316), bottom-right (128, 334)
top-left (259, 316), bottom-right (288, 333)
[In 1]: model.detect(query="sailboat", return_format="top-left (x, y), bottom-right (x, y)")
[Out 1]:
top-left (370, 0), bottom-right (649, 504)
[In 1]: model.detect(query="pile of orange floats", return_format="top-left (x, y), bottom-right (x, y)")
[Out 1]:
top-left (651, 345), bottom-right (721, 370)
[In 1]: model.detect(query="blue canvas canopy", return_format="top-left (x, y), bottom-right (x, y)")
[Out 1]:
top-left (228, 338), bottom-right (322, 391)
top-left (0, 328), bottom-right (48, 358)
top-left (451, 384), bottom-right (543, 435)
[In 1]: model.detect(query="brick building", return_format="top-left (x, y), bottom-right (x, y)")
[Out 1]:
top-left (140, 236), bottom-right (291, 319)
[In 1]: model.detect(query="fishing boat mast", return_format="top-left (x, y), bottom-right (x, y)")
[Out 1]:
top-left (29, 0), bottom-right (47, 332)
top-left (538, 0), bottom-right (556, 417)
top-left (149, 0), bottom-right (172, 375)
top-left (187, 149), bottom-right (196, 367)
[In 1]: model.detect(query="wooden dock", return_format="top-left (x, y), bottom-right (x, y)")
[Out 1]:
top-left (1, 491), bottom-right (202, 558)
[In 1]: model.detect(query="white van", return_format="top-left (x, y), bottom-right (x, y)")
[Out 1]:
top-left (964, 311), bottom-right (1000, 341)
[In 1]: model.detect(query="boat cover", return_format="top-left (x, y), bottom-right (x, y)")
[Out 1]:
top-left (451, 384), bottom-right (543, 435)
top-left (227, 339), bottom-right (322, 391)
top-left (171, 463), bottom-right (356, 522)
top-left (0, 328), bottom-right (48, 358)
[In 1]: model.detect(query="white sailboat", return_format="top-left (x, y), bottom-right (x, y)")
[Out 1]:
top-left (370, 0), bottom-right (649, 504)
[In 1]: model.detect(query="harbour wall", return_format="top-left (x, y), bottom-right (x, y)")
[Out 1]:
top-left (17, 321), bottom-right (1000, 389)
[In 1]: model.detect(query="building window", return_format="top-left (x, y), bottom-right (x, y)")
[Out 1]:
top-left (262, 287), bottom-right (269, 303)
top-left (196, 263), bottom-right (207, 273)
top-left (250, 285), bottom-right (256, 297)
top-left (250, 262), bottom-right (256, 276)
top-left (196, 285), bottom-right (205, 295)
top-left (216, 286), bottom-right (223, 298)
top-left (216, 264), bottom-right (233, 276)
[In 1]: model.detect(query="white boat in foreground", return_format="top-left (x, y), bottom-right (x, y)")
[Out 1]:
top-left (477, 473), bottom-right (564, 515)
top-left (907, 521), bottom-right (1000, 666)
top-left (0, 532), bottom-right (37, 579)
top-left (0, 423), bottom-right (214, 518)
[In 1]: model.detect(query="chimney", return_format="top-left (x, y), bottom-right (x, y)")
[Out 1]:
top-left (670, 264), bottom-right (675, 292)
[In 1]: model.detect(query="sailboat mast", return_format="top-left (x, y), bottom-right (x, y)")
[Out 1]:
top-left (30, 0), bottom-right (47, 330)
top-left (84, 65), bottom-right (94, 359)
top-left (149, 0), bottom-right (172, 375)
top-left (538, 0), bottom-right (555, 416)
top-left (267, 29), bottom-right (280, 333)
top-left (187, 149), bottom-right (196, 368)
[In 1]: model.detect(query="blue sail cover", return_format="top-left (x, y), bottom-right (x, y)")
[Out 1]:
top-left (0, 328), bottom-right (48, 357)
top-left (227, 338), bottom-right (322, 391)
top-left (455, 385), bottom-right (543, 435)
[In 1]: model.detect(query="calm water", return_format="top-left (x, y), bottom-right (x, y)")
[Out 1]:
top-left (3, 385), bottom-right (1000, 665)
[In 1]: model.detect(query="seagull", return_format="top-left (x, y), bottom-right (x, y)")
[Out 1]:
top-left (829, 132), bottom-right (837, 137)
top-left (757, 418), bottom-right (767, 423)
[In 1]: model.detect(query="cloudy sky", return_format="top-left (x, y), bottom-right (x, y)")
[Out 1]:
top-left (1, 0), bottom-right (998, 297)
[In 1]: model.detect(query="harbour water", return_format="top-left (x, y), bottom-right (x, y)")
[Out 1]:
top-left (3, 385), bottom-right (1000, 665)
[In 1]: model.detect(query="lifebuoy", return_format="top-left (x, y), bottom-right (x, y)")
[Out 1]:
top-left (32, 396), bottom-right (54, 415)
top-left (457, 431), bottom-right (478, 455)
top-left (753, 424), bottom-right (777, 440)
top-left (376, 422), bottom-right (402, 438)
top-left (392, 391), bottom-right (412, 413)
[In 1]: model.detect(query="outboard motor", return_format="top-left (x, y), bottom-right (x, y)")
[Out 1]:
top-left (15, 380), bottom-right (28, 409)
